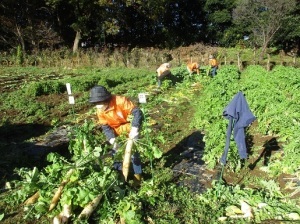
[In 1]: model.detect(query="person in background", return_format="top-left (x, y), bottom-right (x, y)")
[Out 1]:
top-left (186, 61), bottom-right (200, 75)
top-left (88, 85), bottom-right (144, 184)
top-left (209, 55), bottom-right (219, 77)
top-left (156, 62), bottom-right (172, 88)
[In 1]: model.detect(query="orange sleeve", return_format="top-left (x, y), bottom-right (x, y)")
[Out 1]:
top-left (96, 111), bottom-right (108, 125)
top-left (117, 96), bottom-right (135, 116)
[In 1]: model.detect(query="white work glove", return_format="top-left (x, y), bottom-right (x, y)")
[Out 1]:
top-left (109, 138), bottom-right (116, 145)
top-left (129, 127), bottom-right (139, 140)
top-left (109, 138), bottom-right (119, 156)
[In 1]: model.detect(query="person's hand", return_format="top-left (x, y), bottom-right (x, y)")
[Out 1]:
top-left (109, 138), bottom-right (119, 156)
top-left (109, 138), bottom-right (116, 145)
top-left (129, 127), bottom-right (139, 140)
top-left (109, 137), bottom-right (118, 149)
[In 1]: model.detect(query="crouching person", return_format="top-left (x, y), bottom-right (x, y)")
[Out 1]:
top-left (186, 62), bottom-right (200, 75)
top-left (89, 85), bottom-right (144, 185)
top-left (156, 62), bottom-right (172, 88)
top-left (209, 55), bottom-right (219, 77)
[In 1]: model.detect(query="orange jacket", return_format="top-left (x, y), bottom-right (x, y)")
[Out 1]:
top-left (96, 95), bottom-right (134, 135)
top-left (209, 58), bottom-right (218, 67)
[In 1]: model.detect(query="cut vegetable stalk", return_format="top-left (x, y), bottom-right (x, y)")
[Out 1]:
top-left (49, 169), bottom-right (75, 211)
top-left (78, 194), bottom-right (103, 220)
top-left (122, 139), bottom-right (133, 181)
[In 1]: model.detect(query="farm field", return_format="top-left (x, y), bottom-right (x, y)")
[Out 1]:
top-left (0, 63), bottom-right (299, 223)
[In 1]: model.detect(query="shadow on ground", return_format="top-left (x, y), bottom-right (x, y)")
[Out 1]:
top-left (248, 137), bottom-right (280, 170)
top-left (163, 130), bottom-right (217, 193)
top-left (0, 123), bottom-right (70, 186)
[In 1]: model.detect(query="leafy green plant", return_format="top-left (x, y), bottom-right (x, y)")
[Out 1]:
top-left (191, 65), bottom-right (241, 169)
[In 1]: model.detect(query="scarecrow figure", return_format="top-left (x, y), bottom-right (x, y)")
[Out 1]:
top-left (220, 91), bottom-right (256, 165)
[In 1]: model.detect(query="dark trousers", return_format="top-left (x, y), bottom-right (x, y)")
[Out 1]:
top-left (113, 152), bottom-right (142, 174)
top-left (211, 66), bottom-right (218, 77)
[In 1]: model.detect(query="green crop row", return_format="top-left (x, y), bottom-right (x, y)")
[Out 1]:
top-left (191, 65), bottom-right (300, 176)
top-left (0, 67), bottom-right (154, 126)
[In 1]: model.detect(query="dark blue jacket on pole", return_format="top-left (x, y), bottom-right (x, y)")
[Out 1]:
top-left (220, 91), bottom-right (256, 165)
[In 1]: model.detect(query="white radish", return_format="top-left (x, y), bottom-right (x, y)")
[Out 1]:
top-left (240, 200), bottom-right (253, 218)
top-left (122, 139), bottom-right (133, 181)
top-left (52, 204), bottom-right (72, 224)
top-left (49, 169), bottom-right (74, 211)
top-left (53, 215), bottom-right (61, 224)
top-left (78, 194), bottom-right (103, 220)
top-left (24, 191), bottom-right (40, 205)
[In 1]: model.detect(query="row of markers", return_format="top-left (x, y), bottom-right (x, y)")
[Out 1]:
top-left (65, 83), bottom-right (148, 105)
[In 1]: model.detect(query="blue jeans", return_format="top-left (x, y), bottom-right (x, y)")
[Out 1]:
top-left (211, 66), bottom-right (218, 77)
top-left (113, 152), bottom-right (142, 174)
top-left (157, 78), bottom-right (162, 87)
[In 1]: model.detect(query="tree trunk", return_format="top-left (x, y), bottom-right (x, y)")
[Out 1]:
top-left (15, 25), bottom-right (26, 53)
top-left (73, 31), bottom-right (81, 53)
top-left (259, 36), bottom-right (269, 61)
top-left (259, 46), bottom-right (266, 61)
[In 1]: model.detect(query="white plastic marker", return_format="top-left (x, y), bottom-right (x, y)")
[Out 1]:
top-left (68, 96), bottom-right (75, 104)
top-left (138, 93), bottom-right (147, 104)
top-left (66, 83), bottom-right (75, 104)
top-left (66, 83), bottom-right (72, 95)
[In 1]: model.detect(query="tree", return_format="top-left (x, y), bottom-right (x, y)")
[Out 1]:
top-left (159, 0), bottom-right (206, 48)
top-left (233, 0), bottom-right (296, 59)
top-left (203, 0), bottom-right (236, 46)
top-left (46, 0), bottom-right (103, 53)
top-left (0, 0), bottom-right (61, 53)
top-left (273, 1), bottom-right (300, 54)
top-left (92, 0), bottom-right (206, 49)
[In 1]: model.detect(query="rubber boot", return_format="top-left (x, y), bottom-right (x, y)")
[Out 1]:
top-left (116, 170), bottom-right (125, 182)
top-left (133, 174), bottom-right (142, 187)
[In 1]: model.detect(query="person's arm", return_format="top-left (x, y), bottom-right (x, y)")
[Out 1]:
top-left (131, 107), bottom-right (144, 128)
top-left (101, 124), bottom-right (119, 152)
top-left (128, 107), bottom-right (144, 139)
top-left (101, 124), bottom-right (116, 141)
